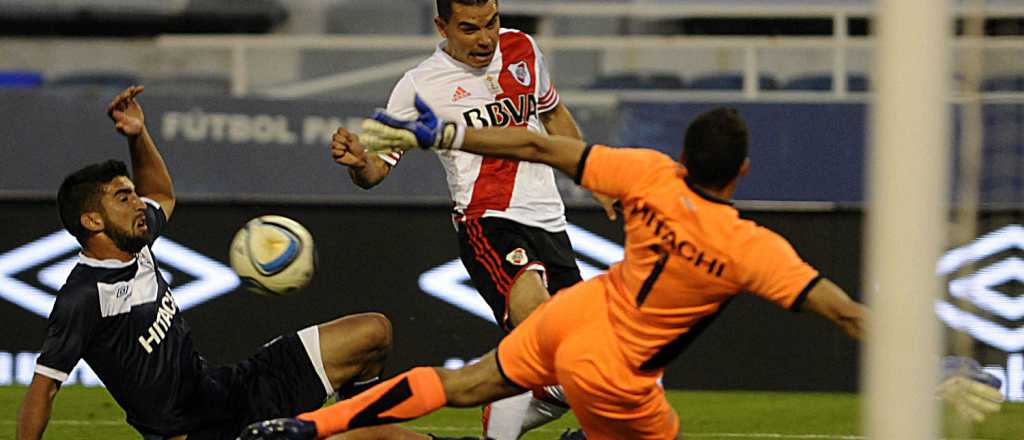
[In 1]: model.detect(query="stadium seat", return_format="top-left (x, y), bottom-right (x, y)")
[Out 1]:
top-left (587, 73), bottom-right (685, 90)
top-left (0, 0), bottom-right (285, 35)
top-left (0, 70), bottom-right (43, 88)
top-left (144, 74), bottom-right (231, 96)
top-left (981, 74), bottom-right (1024, 92)
top-left (782, 73), bottom-right (870, 92)
top-left (689, 72), bottom-right (779, 91)
top-left (647, 73), bottom-right (687, 90)
top-left (47, 71), bottom-right (141, 88)
top-left (326, 0), bottom-right (432, 34)
top-left (44, 71), bottom-right (142, 97)
top-left (588, 73), bottom-right (645, 90)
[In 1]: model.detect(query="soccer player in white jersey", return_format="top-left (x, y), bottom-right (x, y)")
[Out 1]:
top-left (328, 0), bottom-right (614, 438)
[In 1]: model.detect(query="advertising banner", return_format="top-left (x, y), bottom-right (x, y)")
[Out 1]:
top-left (2, 91), bottom-right (1020, 204)
top-left (0, 90), bottom-right (609, 204)
top-left (0, 202), bottom-right (864, 391)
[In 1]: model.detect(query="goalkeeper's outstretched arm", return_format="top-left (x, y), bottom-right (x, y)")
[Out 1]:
top-left (801, 278), bottom-right (866, 339)
top-left (359, 95), bottom-right (588, 181)
top-left (460, 127), bottom-right (587, 180)
top-left (799, 279), bottom-right (1006, 421)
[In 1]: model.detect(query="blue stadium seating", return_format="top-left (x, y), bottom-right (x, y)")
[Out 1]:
top-left (0, 70), bottom-right (43, 88)
top-left (47, 71), bottom-right (141, 88)
top-left (144, 75), bottom-right (231, 96)
top-left (0, 0), bottom-right (286, 35)
top-left (326, 0), bottom-right (432, 34)
top-left (587, 73), bottom-right (686, 90)
top-left (589, 73), bottom-right (645, 89)
top-left (647, 73), bottom-right (687, 90)
top-left (782, 73), bottom-right (870, 92)
top-left (689, 72), bottom-right (779, 90)
top-left (43, 71), bottom-right (142, 98)
top-left (981, 74), bottom-right (1024, 92)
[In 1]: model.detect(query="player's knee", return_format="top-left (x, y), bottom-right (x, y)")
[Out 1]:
top-left (352, 312), bottom-right (393, 359)
top-left (320, 313), bottom-right (393, 365)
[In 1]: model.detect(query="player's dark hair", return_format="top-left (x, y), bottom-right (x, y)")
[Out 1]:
top-left (682, 107), bottom-right (749, 189)
top-left (57, 160), bottom-right (129, 240)
top-left (436, 0), bottom-right (496, 21)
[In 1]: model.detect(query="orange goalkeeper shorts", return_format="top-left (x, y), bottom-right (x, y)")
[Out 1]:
top-left (496, 275), bottom-right (680, 440)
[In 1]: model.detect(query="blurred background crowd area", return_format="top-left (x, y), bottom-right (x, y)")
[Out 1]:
top-left (1, 0), bottom-right (1023, 101)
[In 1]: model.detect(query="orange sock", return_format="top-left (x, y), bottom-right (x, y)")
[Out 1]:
top-left (298, 367), bottom-right (447, 438)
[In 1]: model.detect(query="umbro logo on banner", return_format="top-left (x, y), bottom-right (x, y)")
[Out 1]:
top-left (935, 224), bottom-right (1024, 352)
top-left (418, 224), bottom-right (622, 324)
top-left (934, 224), bottom-right (1024, 402)
top-left (0, 231), bottom-right (240, 318)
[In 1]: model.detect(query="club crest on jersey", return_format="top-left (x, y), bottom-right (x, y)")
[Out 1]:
top-left (115, 284), bottom-right (132, 299)
top-left (506, 248), bottom-right (529, 266)
top-left (508, 61), bottom-right (532, 87)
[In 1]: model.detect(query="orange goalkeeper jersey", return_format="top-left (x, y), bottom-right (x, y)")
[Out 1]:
top-left (576, 145), bottom-right (821, 371)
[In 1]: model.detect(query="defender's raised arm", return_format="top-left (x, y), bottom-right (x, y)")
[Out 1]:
top-left (106, 86), bottom-right (176, 219)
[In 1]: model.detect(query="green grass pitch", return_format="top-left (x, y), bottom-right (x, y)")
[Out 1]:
top-left (1, 386), bottom-right (1021, 439)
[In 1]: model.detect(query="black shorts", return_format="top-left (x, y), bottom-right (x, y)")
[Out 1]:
top-left (458, 217), bottom-right (583, 330)
top-left (175, 333), bottom-right (329, 440)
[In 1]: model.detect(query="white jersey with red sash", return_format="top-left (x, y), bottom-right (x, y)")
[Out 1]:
top-left (383, 28), bottom-right (565, 232)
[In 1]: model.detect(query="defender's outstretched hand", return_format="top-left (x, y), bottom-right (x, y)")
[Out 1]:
top-left (106, 85), bottom-right (145, 137)
top-left (938, 356), bottom-right (1005, 422)
top-left (360, 95), bottom-right (464, 153)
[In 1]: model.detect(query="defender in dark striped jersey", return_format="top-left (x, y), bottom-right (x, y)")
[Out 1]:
top-left (15, 87), bottom-right (428, 440)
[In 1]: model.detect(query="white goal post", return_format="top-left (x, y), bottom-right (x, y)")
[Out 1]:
top-left (865, 0), bottom-right (951, 438)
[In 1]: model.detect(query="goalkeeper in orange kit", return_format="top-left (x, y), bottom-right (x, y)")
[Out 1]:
top-left (240, 98), bottom-right (1003, 440)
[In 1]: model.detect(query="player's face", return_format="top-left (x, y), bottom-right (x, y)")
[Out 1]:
top-left (98, 176), bottom-right (150, 253)
top-left (435, 1), bottom-right (500, 69)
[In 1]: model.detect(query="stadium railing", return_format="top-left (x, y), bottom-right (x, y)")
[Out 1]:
top-left (1, 0), bottom-right (1021, 99)
top-left (152, 33), bottom-right (1024, 101)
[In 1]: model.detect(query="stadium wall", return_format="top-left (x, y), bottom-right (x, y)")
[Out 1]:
top-left (2, 202), bottom-right (1018, 395)
top-left (2, 91), bottom-right (1020, 204)
top-left (0, 90), bottom-right (614, 204)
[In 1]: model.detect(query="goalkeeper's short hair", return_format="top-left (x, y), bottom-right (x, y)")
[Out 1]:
top-left (682, 107), bottom-right (749, 190)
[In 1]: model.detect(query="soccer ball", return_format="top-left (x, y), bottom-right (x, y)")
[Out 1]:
top-left (229, 215), bottom-right (316, 296)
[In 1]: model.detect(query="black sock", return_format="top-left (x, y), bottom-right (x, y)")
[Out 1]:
top-left (336, 376), bottom-right (382, 400)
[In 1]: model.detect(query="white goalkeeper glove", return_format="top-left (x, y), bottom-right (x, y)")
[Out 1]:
top-left (359, 95), bottom-right (465, 153)
top-left (938, 356), bottom-right (1005, 422)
